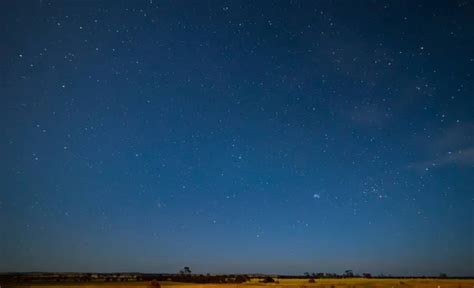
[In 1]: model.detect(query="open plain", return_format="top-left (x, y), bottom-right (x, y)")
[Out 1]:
top-left (6, 279), bottom-right (474, 288)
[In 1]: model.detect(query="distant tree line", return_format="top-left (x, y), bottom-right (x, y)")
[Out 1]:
top-left (283, 271), bottom-right (453, 281)
top-left (0, 270), bottom-right (460, 285)
top-left (143, 274), bottom-right (251, 284)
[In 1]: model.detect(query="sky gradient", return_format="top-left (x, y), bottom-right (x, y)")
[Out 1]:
top-left (1, 0), bottom-right (473, 276)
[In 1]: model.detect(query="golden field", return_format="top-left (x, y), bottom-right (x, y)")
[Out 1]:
top-left (8, 278), bottom-right (474, 288)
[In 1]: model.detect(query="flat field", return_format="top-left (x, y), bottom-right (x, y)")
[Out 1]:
top-left (6, 279), bottom-right (474, 288)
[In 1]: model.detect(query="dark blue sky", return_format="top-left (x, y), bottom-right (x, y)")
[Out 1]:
top-left (1, 0), bottom-right (473, 276)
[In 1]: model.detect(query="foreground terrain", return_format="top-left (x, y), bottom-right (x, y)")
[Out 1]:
top-left (5, 279), bottom-right (474, 288)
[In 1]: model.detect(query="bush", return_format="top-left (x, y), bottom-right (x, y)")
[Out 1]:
top-left (261, 277), bottom-right (275, 283)
top-left (149, 280), bottom-right (161, 288)
top-left (234, 275), bottom-right (249, 283)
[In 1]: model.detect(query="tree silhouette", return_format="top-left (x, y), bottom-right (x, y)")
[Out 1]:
top-left (344, 270), bottom-right (354, 277)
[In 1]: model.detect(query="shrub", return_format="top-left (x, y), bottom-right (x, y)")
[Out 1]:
top-left (149, 279), bottom-right (161, 288)
top-left (235, 275), bottom-right (249, 283)
top-left (261, 276), bottom-right (275, 283)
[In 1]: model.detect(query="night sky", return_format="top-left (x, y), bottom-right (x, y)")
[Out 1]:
top-left (1, 0), bottom-right (473, 276)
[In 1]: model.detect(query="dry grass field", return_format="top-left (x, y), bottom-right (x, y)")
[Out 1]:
top-left (7, 279), bottom-right (474, 288)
